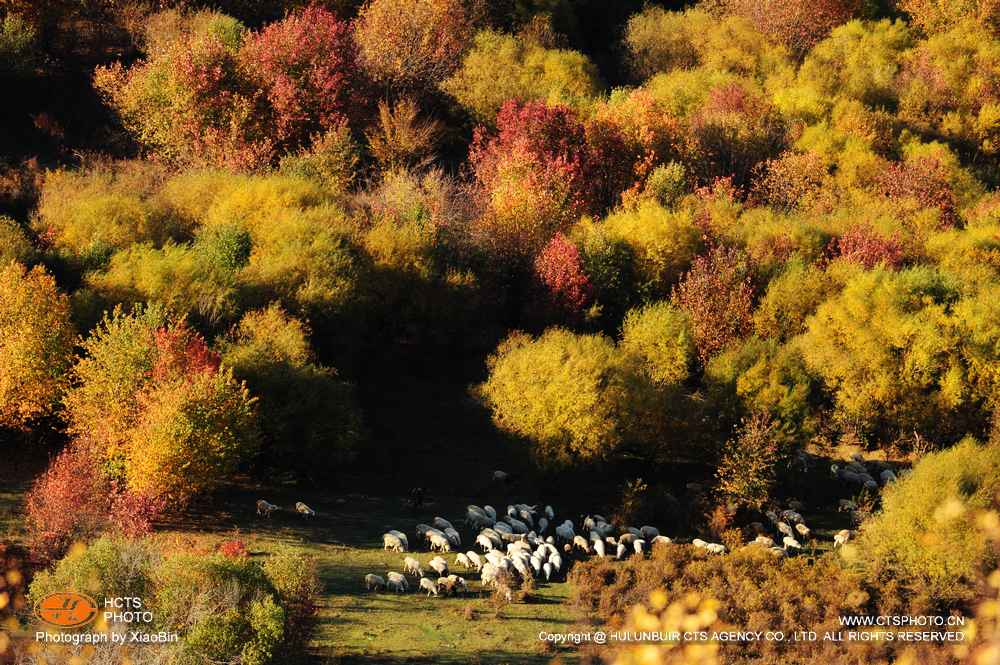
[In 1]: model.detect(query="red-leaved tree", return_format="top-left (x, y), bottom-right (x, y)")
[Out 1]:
top-left (724, 0), bottom-right (860, 56)
top-left (533, 233), bottom-right (594, 315)
top-left (672, 244), bottom-right (756, 363)
top-left (876, 156), bottom-right (959, 228)
top-left (834, 225), bottom-right (906, 269)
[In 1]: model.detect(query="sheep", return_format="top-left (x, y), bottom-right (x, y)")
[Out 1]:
top-left (466, 551), bottom-right (483, 571)
top-left (794, 523), bottom-right (810, 539)
top-left (651, 535), bottom-right (672, 547)
top-left (448, 575), bottom-right (468, 595)
top-left (640, 526), bottom-right (660, 540)
top-left (506, 518), bottom-right (528, 534)
top-left (383, 533), bottom-right (406, 552)
top-left (455, 552), bottom-right (472, 570)
top-left (572, 535), bottom-right (590, 553)
top-left (492, 470), bottom-right (510, 483)
top-left (765, 510), bottom-right (779, 523)
top-left (529, 554), bottom-right (542, 576)
top-left (705, 543), bottom-right (726, 555)
top-left (444, 527), bottom-right (462, 547)
top-left (542, 562), bottom-right (552, 581)
top-left (753, 535), bottom-right (775, 548)
top-left (537, 517), bottom-right (549, 534)
top-left (833, 529), bottom-right (852, 548)
top-left (419, 577), bottom-right (439, 597)
top-left (544, 505), bottom-right (555, 521)
top-left (403, 556), bottom-right (423, 577)
top-left (388, 530), bottom-right (409, 549)
top-left (781, 510), bottom-right (803, 524)
top-left (593, 539), bottom-right (606, 558)
top-left (484, 505), bottom-right (497, 520)
top-left (256, 499), bottom-right (278, 518)
top-left (429, 558), bottom-right (449, 576)
top-left (618, 532), bottom-right (638, 547)
top-left (485, 550), bottom-right (506, 567)
top-left (386, 572), bottom-right (408, 593)
top-left (777, 521), bottom-right (795, 539)
top-left (511, 556), bottom-right (531, 579)
top-left (549, 552), bottom-right (562, 574)
top-left (691, 538), bottom-right (708, 548)
top-left (429, 533), bottom-right (452, 553)
top-left (476, 534), bottom-right (494, 552)
top-left (493, 522), bottom-right (513, 534)
top-left (782, 536), bottom-right (802, 551)
top-left (433, 516), bottom-right (454, 531)
top-left (364, 574), bottom-right (386, 591)
top-left (480, 562), bottom-right (498, 587)
top-left (414, 523), bottom-right (433, 541)
top-left (295, 502), bottom-right (315, 517)
top-left (616, 542), bottom-right (627, 559)
top-left (625, 527), bottom-right (642, 538)
top-left (633, 539), bottom-right (647, 557)
top-left (555, 524), bottom-right (574, 543)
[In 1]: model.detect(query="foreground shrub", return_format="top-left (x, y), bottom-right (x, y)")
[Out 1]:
top-left (856, 437), bottom-right (1000, 604)
top-left (0, 262), bottom-right (75, 430)
top-left (715, 412), bottom-right (785, 509)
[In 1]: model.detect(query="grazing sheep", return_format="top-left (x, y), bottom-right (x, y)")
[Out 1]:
top-left (794, 523), bottom-right (810, 539)
top-left (414, 523), bottom-right (433, 541)
top-left (705, 543), bottom-right (726, 555)
top-left (782, 536), bottom-right (802, 551)
top-left (256, 499), bottom-right (278, 518)
top-left (593, 539), bottom-right (606, 558)
top-left (618, 532), bottom-right (638, 546)
top-left (419, 577), bottom-right (439, 597)
top-left (465, 551), bottom-right (483, 571)
top-left (549, 552), bottom-right (562, 573)
top-left (651, 535), bottom-right (672, 546)
top-left (555, 524), bottom-right (574, 543)
top-left (429, 533), bottom-right (452, 553)
top-left (545, 505), bottom-right (555, 521)
top-left (456, 553), bottom-right (472, 570)
top-left (295, 502), bottom-right (315, 517)
top-left (484, 505), bottom-right (497, 520)
top-left (572, 535), bottom-right (590, 553)
top-left (506, 518), bottom-right (528, 534)
top-left (383, 533), bottom-right (406, 552)
top-left (493, 521), bottom-right (513, 534)
top-left (444, 527), bottom-right (462, 547)
top-left (386, 572), bottom-right (408, 592)
top-left (537, 517), bottom-right (549, 533)
top-left (433, 516), bottom-right (454, 531)
top-left (476, 534), bottom-right (495, 552)
top-left (481, 563), bottom-right (498, 587)
top-left (449, 575), bottom-right (468, 595)
top-left (777, 522), bottom-right (795, 539)
top-left (388, 530), bottom-right (409, 549)
top-left (403, 556), bottom-right (423, 577)
top-left (640, 526), bottom-right (660, 540)
top-left (616, 542), bottom-right (627, 559)
top-left (781, 510), bottom-right (803, 524)
top-left (542, 562), bottom-right (552, 581)
top-left (633, 539), bottom-right (647, 557)
top-left (364, 574), bottom-right (386, 591)
top-left (753, 535), bottom-right (774, 548)
top-left (511, 556), bottom-right (531, 579)
top-left (834, 529), bottom-right (852, 547)
top-left (529, 555), bottom-right (542, 576)
top-left (691, 539), bottom-right (708, 548)
top-left (428, 558), bottom-right (448, 576)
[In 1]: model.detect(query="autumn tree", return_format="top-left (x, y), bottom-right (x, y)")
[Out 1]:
top-left (672, 245), bottom-right (756, 363)
top-left (716, 411), bottom-right (783, 510)
top-left (354, 0), bottom-right (471, 93)
top-left (0, 262), bottom-right (75, 430)
top-left (722, 0), bottom-right (861, 57)
top-left (532, 233), bottom-right (593, 316)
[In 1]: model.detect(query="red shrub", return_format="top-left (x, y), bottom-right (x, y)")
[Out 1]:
top-left (241, 6), bottom-right (368, 148)
top-left (151, 321), bottom-right (222, 384)
top-left (835, 225), bottom-right (906, 269)
top-left (724, 0), bottom-right (860, 56)
top-left (672, 244), bottom-right (755, 363)
top-left (218, 539), bottom-right (249, 558)
top-left (752, 150), bottom-right (830, 210)
top-left (533, 233), bottom-right (594, 314)
top-left (877, 157), bottom-right (958, 227)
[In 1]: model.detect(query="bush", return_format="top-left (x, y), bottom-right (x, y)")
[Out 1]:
top-left (0, 262), bottom-right (75, 429)
top-left (672, 245), bottom-right (756, 363)
top-left (752, 259), bottom-right (837, 340)
top-left (722, 0), bottom-right (861, 57)
top-left (278, 120), bottom-right (360, 194)
top-left (441, 29), bottom-right (601, 123)
top-left (619, 301), bottom-right (693, 387)
top-left (0, 215), bottom-right (35, 265)
top-left (0, 13), bottom-right (38, 77)
top-left (365, 98), bottom-right (442, 171)
top-left (220, 305), bottom-right (363, 475)
top-left (856, 437), bottom-right (1000, 604)
top-left (715, 412), bottom-right (784, 509)
top-left (532, 233), bottom-right (594, 317)
top-left (64, 306), bottom-right (259, 506)
top-left (354, 0), bottom-right (471, 92)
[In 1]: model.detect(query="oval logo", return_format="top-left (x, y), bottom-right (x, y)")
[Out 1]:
top-left (35, 592), bottom-right (99, 628)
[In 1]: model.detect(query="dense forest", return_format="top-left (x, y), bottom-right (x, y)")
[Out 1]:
top-left (1, 0), bottom-right (1000, 663)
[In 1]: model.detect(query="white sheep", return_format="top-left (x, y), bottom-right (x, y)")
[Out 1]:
top-left (466, 551), bottom-right (483, 571)
top-left (419, 577), bottom-right (439, 597)
top-left (256, 499), bottom-right (278, 517)
top-left (691, 538), bottom-right (708, 548)
top-left (511, 556), bottom-right (531, 579)
top-left (753, 535), bottom-right (774, 548)
top-left (386, 572), bottom-right (408, 593)
top-left (633, 539), bottom-right (647, 557)
top-left (529, 554), bottom-right (542, 576)
top-left (493, 470), bottom-right (510, 483)
top-left (364, 574), bottom-right (385, 591)
top-left (476, 534), bottom-right (494, 552)
top-left (833, 529), bottom-right (851, 547)
top-left (651, 535), bottom-right (672, 547)
top-left (618, 532), bottom-right (638, 546)
top-left (455, 552), bottom-right (472, 570)
top-left (383, 533), bottom-right (406, 552)
top-left (782, 536), bottom-right (802, 551)
top-left (403, 556), bottom-right (423, 577)
top-left (481, 562), bottom-right (498, 587)
top-left (794, 523), bottom-right (810, 539)
top-left (388, 530), bottom-right (409, 549)
top-left (572, 535), bottom-right (590, 553)
top-left (705, 543), bottom-right (726, 555)
top-left (429, 557), bottom-right (449, 576)
top-left (593, 539), bottom-right (606, 558)
top-left (781, 510), bottom-right (803, 524)
top-left (616, 542), bottom-right (627, 559)
top-left (777, 521), bottom-right (795, 539)
top-left (429, 533), bottom-right (451, 553)
top-left (542, 562), bottom-right (552, 581)
top-left (295, 502), bottom-right (315, 517)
